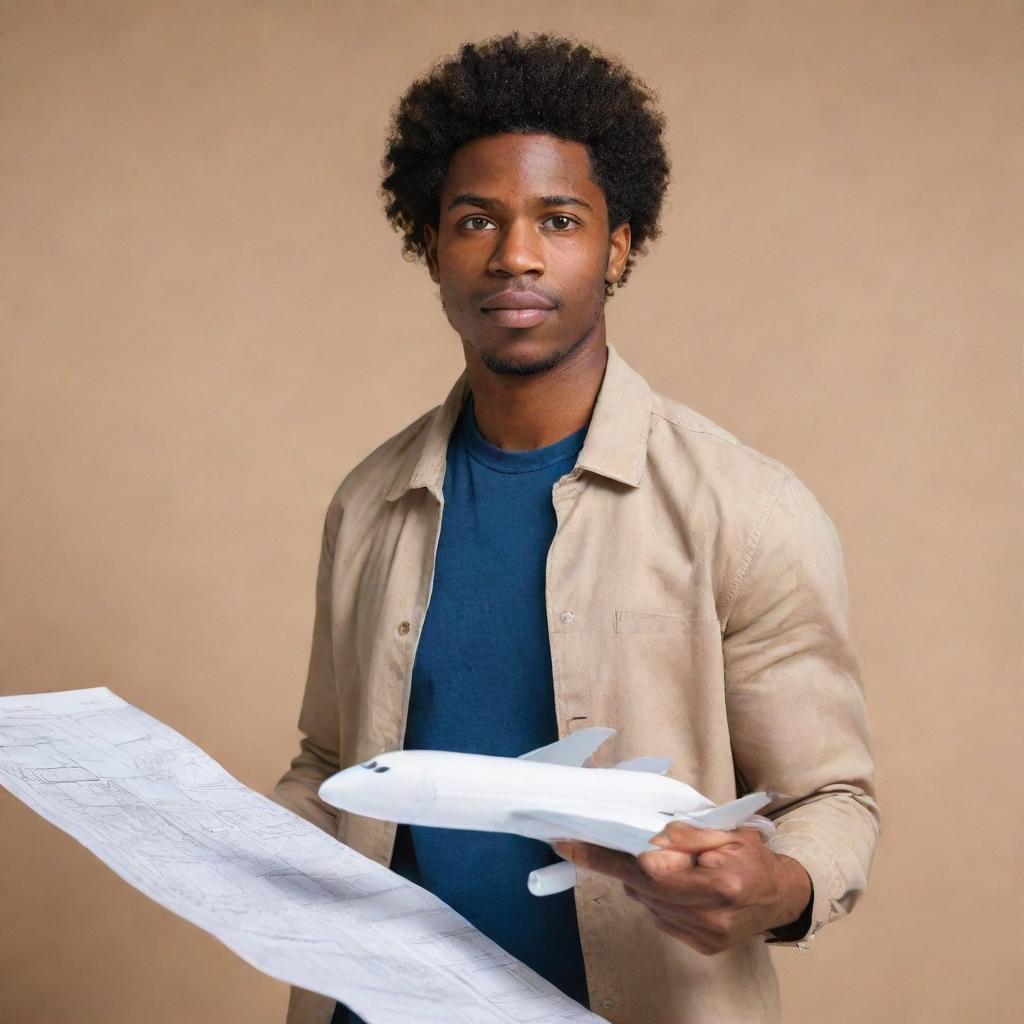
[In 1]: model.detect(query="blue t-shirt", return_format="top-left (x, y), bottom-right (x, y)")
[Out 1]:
top-left (333, 395), bottom-right (590, 1023)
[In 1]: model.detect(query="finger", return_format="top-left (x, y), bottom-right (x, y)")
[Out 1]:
top-left (555, 841), bottom-right (649, 888)
top-left (624, 883), bottom-right (740, 953)
top-left (635, 848), bottom-right (734, 900)
top-left (647, 911), bottom-right (724, 956)
top-left (635, 851), bottom-right (759, 914)
top-left (624, 885), bottom-right (703, 930)
top-left (624, 880), bottom-right (721, 914)
top-left (650, 821), bottom-right (738, 853)
top-left (695, 849), bottom-right (728, 870)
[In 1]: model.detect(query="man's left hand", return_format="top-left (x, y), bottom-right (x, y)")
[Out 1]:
top-left (554, 822), bottom-right (812, 956)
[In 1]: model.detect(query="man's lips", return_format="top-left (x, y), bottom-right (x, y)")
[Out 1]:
top-left (482, 307), bottom-right (554, 328)
top-left (480, 289), bottom-right (556, 310)
top-left (480, 289), bottom-right (556, 328)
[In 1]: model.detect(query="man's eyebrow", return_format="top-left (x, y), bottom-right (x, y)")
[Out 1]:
top-left (446, 193), bottom-right (594, 212)
top-left (446, 193), bottom-right (496, 211)
top-left (539, 194), bottom-right (594, 212)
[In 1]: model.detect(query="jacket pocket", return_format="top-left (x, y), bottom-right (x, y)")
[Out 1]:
top-left (613, 610), bottom-right (714, 635)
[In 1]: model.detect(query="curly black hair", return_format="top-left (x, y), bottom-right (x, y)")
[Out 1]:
top-left (380, 32), bottom-right (671, 295)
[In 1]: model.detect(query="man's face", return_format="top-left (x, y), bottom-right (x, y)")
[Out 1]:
top-left (423, 132), bottom-right (631, 377)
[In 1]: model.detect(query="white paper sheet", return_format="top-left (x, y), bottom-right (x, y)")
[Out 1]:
top-left (0, 688), bottom-right (599, 1024)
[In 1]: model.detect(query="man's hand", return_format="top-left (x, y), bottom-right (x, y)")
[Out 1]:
top-left (554, 822), bottom-right (812, 956)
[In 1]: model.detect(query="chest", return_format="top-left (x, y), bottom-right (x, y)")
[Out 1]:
top-left (334, 471), bottom-right (738, 800)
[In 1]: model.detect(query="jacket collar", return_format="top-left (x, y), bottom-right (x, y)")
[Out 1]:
top-left (385, 341), bottom-right (654, 502)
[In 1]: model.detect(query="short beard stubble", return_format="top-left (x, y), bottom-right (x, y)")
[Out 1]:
top-left (476, 284), bottom-right (605, 377)
top-left (479, 331), bottom-right (590, 377)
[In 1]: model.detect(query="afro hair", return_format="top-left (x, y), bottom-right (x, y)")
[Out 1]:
top-left (380, 32), bottom-right (671, 294)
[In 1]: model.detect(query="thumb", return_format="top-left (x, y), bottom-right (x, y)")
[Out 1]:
top-left (650, 820), bottom-right (736, 854)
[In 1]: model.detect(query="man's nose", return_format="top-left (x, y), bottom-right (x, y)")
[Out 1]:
top-left (487, 218), bottom-right (545, 276)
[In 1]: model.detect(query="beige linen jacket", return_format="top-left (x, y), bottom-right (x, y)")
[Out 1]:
top-left (273, 342), bottom-right (879, 1024)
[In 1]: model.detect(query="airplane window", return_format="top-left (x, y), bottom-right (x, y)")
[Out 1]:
top-left (374, 766), bottom-right (391, 773)
top-left (362, 761), bottom-right (378, 769)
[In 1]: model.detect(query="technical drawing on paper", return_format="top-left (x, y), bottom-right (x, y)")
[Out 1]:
top-left (0, 688), bottom-right (599, 1024)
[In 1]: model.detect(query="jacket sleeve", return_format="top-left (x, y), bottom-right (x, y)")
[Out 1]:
top-left (722, 472), bottom-right (880, 947)
top-left (271, 497), bottom-right (344, 837)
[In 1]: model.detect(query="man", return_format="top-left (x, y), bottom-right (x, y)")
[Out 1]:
top-left (273, 32), bottom-right (878, 1024)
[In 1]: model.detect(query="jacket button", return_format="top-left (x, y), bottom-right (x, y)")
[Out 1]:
top-left (397, 621), bottom-right (411, 635)
top-left (559, 610), bottom-right (575, 624)
top-left (601, 998), bottom-right (614, 1010)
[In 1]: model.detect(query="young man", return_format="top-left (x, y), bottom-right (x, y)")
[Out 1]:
top-left (274, 32), bottom-right (878, 1024)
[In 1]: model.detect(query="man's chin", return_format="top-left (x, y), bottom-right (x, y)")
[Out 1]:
top-left (478, 335), bottom-right (586, 378)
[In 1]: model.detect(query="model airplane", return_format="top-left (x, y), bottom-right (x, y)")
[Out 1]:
top-left (317, 729), bottom-right (770, 897)
top-left (319, 727), bottom-right (774, 896)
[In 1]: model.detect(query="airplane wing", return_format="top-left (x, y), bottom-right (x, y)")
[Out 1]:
top-left (517, 727), bottom-right (616, 767)
top-left (507, 809), bottom-right (661, 856)
top-left (509, 793), bottom-right (775, 856)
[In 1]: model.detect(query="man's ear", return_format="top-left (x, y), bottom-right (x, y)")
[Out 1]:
top-left (423, 223), bottom-right (441, 284)
top-left (605, 221), bottom-right (631, 287)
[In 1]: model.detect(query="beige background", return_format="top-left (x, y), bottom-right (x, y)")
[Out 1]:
top-left (2, 2), bottom-right (1021, 1021)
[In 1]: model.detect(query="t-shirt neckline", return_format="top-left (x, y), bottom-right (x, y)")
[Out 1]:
top-left (457, 393), bottom-right (589, 475)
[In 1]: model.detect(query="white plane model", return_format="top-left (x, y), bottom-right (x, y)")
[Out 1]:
top-left (319, 728), bottom-right (774, 897)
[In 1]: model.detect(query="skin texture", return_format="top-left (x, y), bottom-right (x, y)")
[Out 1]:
top-left (424, 130), bottom-right (813, 951)
top-left (423, 132), bottom-right (630, 450)
top-left (381, 33), bottom-right (670, 291)
top-left (554, 824), bottom-right (812, 955)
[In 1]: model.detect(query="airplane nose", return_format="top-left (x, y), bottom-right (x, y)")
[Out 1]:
top-left (318, 766), bottom-right (362, 810)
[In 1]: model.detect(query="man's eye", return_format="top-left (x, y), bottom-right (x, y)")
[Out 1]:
top-left (462, 216), bottom-right (495, 230)
top-left (543, 215), bottom-right (577, 230)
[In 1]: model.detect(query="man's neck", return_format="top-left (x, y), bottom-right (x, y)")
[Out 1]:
top-left (461, 334), bottom-right (608, 452)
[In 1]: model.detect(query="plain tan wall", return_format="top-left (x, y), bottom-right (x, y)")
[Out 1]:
top-left (2, 2), bottom-right (1021, 1021)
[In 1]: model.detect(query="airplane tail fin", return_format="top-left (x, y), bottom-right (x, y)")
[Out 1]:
top-left (684, 793), bottom-right (774, 832)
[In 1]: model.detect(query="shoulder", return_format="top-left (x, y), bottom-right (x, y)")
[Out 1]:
top-left (645, 389), bottom-right (803, 521)
top-left (649, 389), bottom-right (795, 482)
top-left (645, 387), bottom-right (839, 555)
top-left (644, 389), bottom-right (846, 623)
top-left (323, 406), bottom-right (437, 525)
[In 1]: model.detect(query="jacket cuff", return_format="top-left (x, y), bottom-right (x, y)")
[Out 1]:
top-left (767, 884), bottom-right (814, 943)
top-left (763, 831), bottom-right (843, 950)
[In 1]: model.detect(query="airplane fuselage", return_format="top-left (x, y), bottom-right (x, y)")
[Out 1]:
top-left (319, 749), bottom-right (714, 839)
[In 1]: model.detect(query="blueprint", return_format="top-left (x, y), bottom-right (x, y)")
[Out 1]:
top-left (0, 688), bottom-right (599, 1024)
